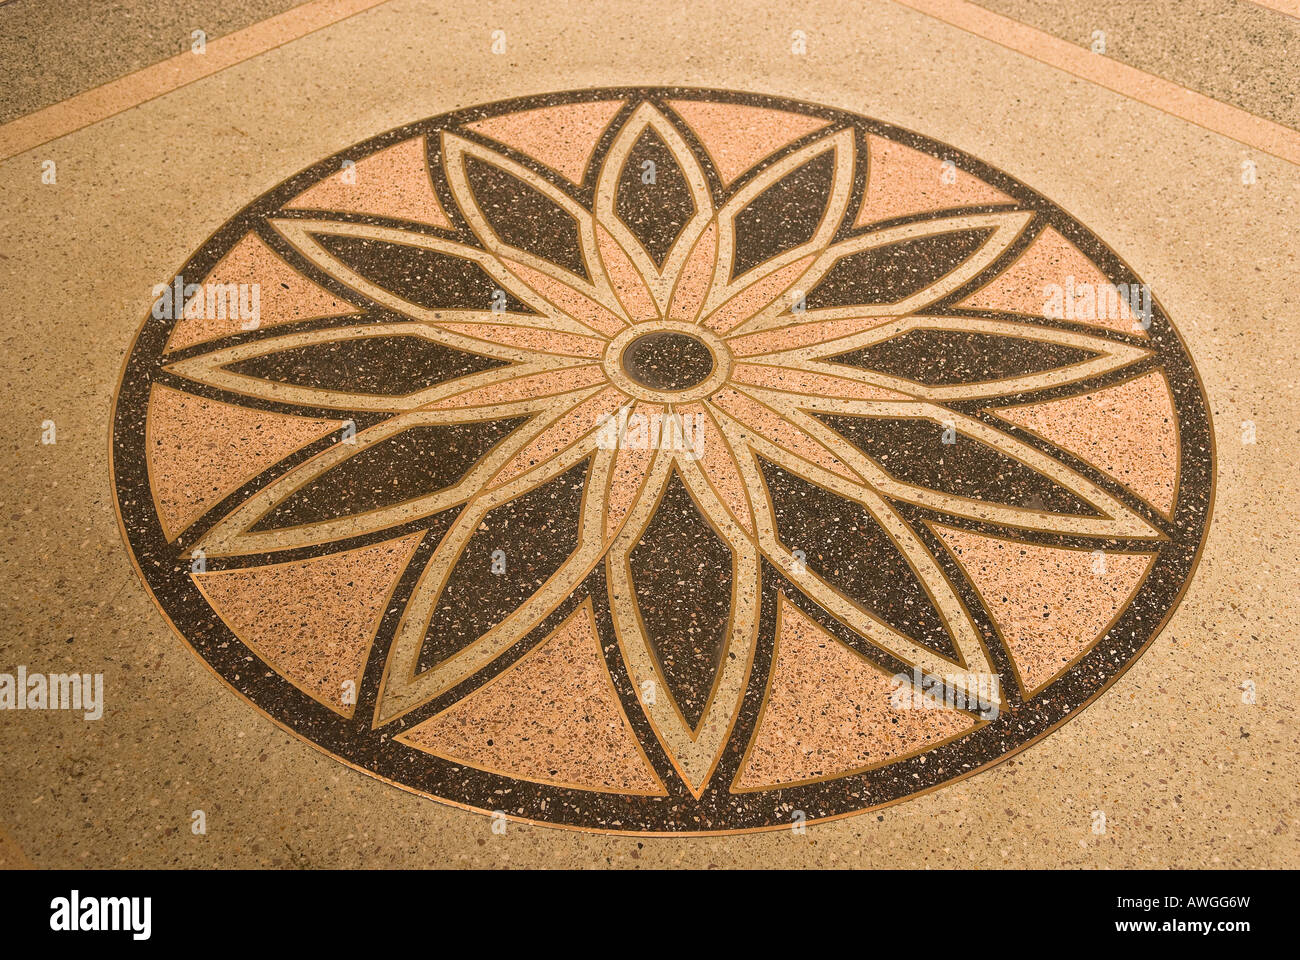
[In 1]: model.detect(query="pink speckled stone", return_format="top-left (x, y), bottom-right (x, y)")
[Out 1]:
top-left (465, 100), bottom-right (625, 185)
top-left (285, 137), bottom-right (452, 228)
top-left (165, 233), bottom-right (359, 351)
top-left (992, 371), bottom-right (1179, 515)
top-left (399, 603), bottom-right (664, 794)
top-left (960, 227), bottom-right (1149, 336)
top-left (934, 524), bottom-right (1155, 695)
top-left (193, 533), bottom-right (423, 716)
top-left (667, 100), bottom-right (830, 185)
top-left (855, 133), bottom-right (1014, 227)
top-left (736, 598), bottom-right (978, 789)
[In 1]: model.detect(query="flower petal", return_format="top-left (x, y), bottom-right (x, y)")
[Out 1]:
top-left (592, 103), bottom-right (715, 317)
top-left (441, 132), bottom-right (618, 310)
top-left (490, 385), bottom-right (627, 485)
top-left (666, 222), bottom-right (718, 321)
top-left (594, 225), bottom-right (659, 321)
top-left (705, 405), bottom-right (1000, 700)
top-left (268, 217), bottom-right (613, 338)
top-left (497, 257), bottom-right (628, 338)
top-left (729, 361), bottom-right (911, 403)
top-left (164, 322), bottom-right (587, 413)
top-left (422, 364), bottom-right (608, 411)
top-left (599, 401), bottom-right (664, 539)
top-left (698, 128), bottom-right (856, 332)
top-left (674, 402), bottom-right (755, 535)
top-left (793, 398), bottom-right (1162, 539)
top-left (724, 209), bottom-right (1034, 338)
top-left (197, 389), bottom-right (601, 556)
top-left (709, 385), bottom-right (862, 482)
top-left (606, 456), bottom-right (760, 796)
top-left (432, 317), bottom-right (606, 359)
top-left (375, 442), bottom-right (622, 725)
top-left (741, 315), bottom-right (1151, 402)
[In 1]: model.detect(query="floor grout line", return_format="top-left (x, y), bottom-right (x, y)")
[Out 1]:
top-left (0, 0), bottom-right (395, 163)
top-left (889, 0), bottom-right (1300, 167)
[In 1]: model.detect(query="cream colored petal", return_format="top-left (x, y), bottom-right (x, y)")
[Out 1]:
top-left (432, 316), bottom-right (607, 359)
top-left (197, 389), bottom-right (601, 557)
top-left (674, 402), bottom-right (755, 535)
top-left (709, 385), bottom-right (862, 482)
top-left (490, 385), bottom-right (627, 486)
top-left (422, 364), bottom-right (608, 411)
top-left (592, 103), bottom-right (715, 318)
top-left (164, 322), bottom-right (587, 413)
top-left (268, 217), bottom-right (611, 338)
top-left (728, 314), bottom-right (898, 357)
top-left (441, 132), bottom-right (628, 321)
top-left (702, 255), bottom-right (817, 336)
top-left (723, 209), bottom-right (1034, 338)
top-left (698, 129), bottom-right (856, 332)
top-left (606, 454), bottom-right (761, 796)
top-left (600, 401), bottom-right (664, 539)
top-left (594, 225), bottom-right (659, 321)
top-left (783, 397), bottom-right (1161, 539)
top-left (705, 405), bottom-right (998, 700)
top-left (729, 361), bottom-right (912, 404)
top-left (738, 314), bottom-right (1151, 402)
top-left (666, 222), bottom-right (718, 322)
top-left (374, 441), bottom-right (620, 725)
top-left (498, 257), bottom-right (628, 338)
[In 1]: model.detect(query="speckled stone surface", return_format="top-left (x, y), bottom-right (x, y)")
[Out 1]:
top-left (193, 532), bottom-right (424, 715)
top-left (734, 597), bottom-right (979, 789)
top-left (0, 0), bottom-right (1295, 864)
top-left (971, 0), bottom-right (1300, 129)
top-left (103, 87), bottom-right (1211, 833)
top-left (0, 0), bottom-right (309, 123)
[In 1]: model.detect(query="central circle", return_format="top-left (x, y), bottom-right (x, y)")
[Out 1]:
top-left (619, 331), bottom-right (716, 391)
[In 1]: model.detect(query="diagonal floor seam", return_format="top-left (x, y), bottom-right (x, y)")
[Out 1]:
top-left (0, 0), bottom-right (395, 162)
top-left (889, 0), bottom-right (1300, 166)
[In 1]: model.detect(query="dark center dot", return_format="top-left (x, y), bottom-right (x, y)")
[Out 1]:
top-left (620, 332), bottom-right (715, 391)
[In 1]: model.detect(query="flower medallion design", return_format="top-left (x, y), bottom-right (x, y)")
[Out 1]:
top-left (113, 89), bottom-right (1212, 833)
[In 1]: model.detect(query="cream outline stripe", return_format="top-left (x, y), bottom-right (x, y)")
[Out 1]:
top-left (890, 0), bottom-right (1300, 167)
top-left (1246, 0), bottom-right (1300, 20)
top-left (0, 0), bottom-right (394, 162)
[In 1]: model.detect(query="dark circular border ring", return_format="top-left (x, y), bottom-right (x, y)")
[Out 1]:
top-left (110, 87), bottom-right (1215, 835)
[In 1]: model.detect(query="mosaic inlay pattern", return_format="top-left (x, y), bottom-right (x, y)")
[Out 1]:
top-left (112, 88), bottom-right (1212, 833)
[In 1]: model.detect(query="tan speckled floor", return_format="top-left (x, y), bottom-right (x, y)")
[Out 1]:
top-left (0, 0), bottom-right (1296, 865)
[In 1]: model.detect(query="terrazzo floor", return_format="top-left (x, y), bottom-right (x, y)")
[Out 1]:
top-left (0, 0), bottom-right (1296, 865)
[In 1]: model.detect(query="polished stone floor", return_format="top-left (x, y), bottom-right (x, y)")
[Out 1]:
top-left (0, 0), bottom-right (1296, 864)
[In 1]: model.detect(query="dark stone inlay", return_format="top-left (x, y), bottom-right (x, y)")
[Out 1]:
top-left (804, 230), bottom-right (991, 309)
top-left (731, 151), bottom-right (835, 279)
top-left (629, 471), bottom-right (734, 731)
top-left (464, 156), bottom-right (588, 278)
top-left (316, 234), bottom-right (536, 313)
top-left (417, 458), bottom-right (590, 672)
top-left (616, 126), bottom-right (696, 268)
top-left (621, 331), bottom-right (715, 391)
top-left (760, 458), bottom-right (958, 661)
top-left (227, 333), bottom-right (505, 395)
top-left (818, 414), bottom-right (1100, 515)
top-left (254, 419), bottom-right (524, 530)
top-left (833, 329), bottom-right (1098, 385)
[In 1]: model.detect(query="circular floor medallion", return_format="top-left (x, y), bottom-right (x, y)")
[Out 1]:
top-left (113, 88), bottom-right (1212, 834)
